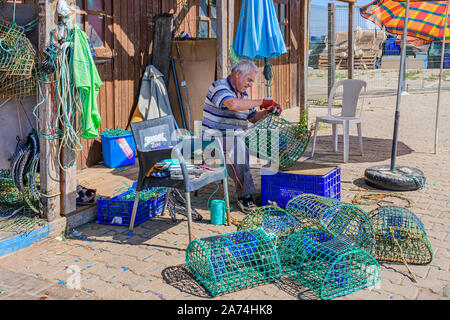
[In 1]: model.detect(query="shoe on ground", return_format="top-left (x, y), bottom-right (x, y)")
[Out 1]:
top-left (237, 195), bottom-right (257, 214)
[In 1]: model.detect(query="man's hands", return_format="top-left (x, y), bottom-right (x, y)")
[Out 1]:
top-left (260, 99), bottom-right (282, 116)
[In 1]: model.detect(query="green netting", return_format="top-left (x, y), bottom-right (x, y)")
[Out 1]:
top-left (286, 193), bottom-right (375, 254)
top-left (0, 169), bottom-right (23, 205)
top-left (371, 206), bottom-right (433, 265)
top-left (241, 114), bottom-right (311, 171)
top-left (0, 211), bottom-right (46, 233)
top-left (279, 228), bottom-right (381, 300)
top-left (237, 205), bottom-right (305, 247)
top-left (0, 16), bottom-right (36, 99)
top-left (185, 228), bottom-right (282, 296)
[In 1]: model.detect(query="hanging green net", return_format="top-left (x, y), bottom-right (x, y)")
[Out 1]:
top-left (286, 194), bottom-right (375, 254)
top-left (241, 114), bottom-right (311, 171)
top-left (370, 206), bottom-right (433, 265)
top-left (185, 228), bottom-right (282, 297)
top-left (238, 205), bottom-right (305, 247)
top-left (279, 228), bottom-right (381, 300)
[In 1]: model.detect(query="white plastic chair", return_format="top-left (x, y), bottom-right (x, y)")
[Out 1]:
top-left (311, 79), bottom-right (367, 163)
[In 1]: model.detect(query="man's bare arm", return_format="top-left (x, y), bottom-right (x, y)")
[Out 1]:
top-left (222, 98), bottom-right (263, 111)
top-left (248, 110), bottom-right (269, 123)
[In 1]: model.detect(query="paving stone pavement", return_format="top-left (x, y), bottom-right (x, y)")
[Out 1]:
top-left (0, 91), bottom-right (448, 300)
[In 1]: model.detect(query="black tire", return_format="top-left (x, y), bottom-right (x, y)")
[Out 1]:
top-left (364, 165), bottom-right (426, 191)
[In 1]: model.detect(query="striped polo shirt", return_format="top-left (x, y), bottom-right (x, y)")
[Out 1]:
top-left (202, 76), bottom-right (256, 135)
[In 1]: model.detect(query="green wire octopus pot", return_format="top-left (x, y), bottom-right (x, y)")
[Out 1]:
top-left (286, 194), bottom-right (375, 254)
top-left (185, 228), bottom-right (282, 297)
top-left (279, 227), bottom-right (381, 300)
top-left (370, 206), bottom-right (433, 265)
top-left (238, 205), bottom-right (305, 248)
top-left (241, 114), bottom-right (311, 171)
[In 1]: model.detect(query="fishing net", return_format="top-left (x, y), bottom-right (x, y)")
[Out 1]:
top-left (279, 228), bottom-right (380, 300)
top-left (286, 194), bottom-right (375, 254)
top-left (238, 205), bottom-right (305, 247)
top-left (370, 206), bottom-right (433, 265)
top-left (241, 114), bottom-right (311, 171)
top-left (0, 207), bottom-right (47, 234)
top-left (0, 15), bottom-right (37, 100)
top-left (0, 168), bottom-right (44, 233)
top-left (0, 169), bottom-right (22, 205)
top-left (185, 228), bottom-right (282, 297)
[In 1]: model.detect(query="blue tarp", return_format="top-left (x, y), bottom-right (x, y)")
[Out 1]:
top-left (233, 0), bottom-right (287, 60)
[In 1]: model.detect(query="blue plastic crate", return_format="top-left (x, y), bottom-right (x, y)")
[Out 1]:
top-left (96, 188), bottom-right (167, 226)
top-left (384, 38), bottom-right (401, 55)
top-left (101, 133), bottom-right (136, 168)
top-left (261, 167), bottom-right (341, 207)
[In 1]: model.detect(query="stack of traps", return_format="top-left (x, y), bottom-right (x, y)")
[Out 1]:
top-left (186, 195), bottom-right (432, 299)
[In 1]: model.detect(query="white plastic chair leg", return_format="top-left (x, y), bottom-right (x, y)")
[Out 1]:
top-left (332, 124), bottom-right (338, 152)
top-left (357, 123), bottom-right (363, 155)
top-left (311, 119), bottom-right (320, 157)
top-left (343, 120), bottom-right (349, 163)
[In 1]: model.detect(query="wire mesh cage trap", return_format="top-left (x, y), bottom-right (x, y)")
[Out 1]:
top-left (279, 227), bottom-right (381, 300)
top-left (370, 206), bottom-right (433, 265)
top-left (286, 193), bottom-right (375, 253)
top-left (241, 114), bottom-right (311, 171)
top-left (0, 16), bottom-right (37, 100)
top-left (185, 228), bottom-right (282, 297)
top-left (238, 205), bottom-right (304, 246)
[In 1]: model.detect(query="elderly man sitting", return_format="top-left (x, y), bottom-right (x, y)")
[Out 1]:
top-left (201, 60), bottom-right (282, 213)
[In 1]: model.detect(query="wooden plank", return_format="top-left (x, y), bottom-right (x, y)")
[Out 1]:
top-left (298, 0), bottom-right (309, 114)
top-left (113, 0), bottom-right (121, 132)
top-left (37, 0), bottom-right (60, 221)
top-left (126, 0), bottom-right (135, 129)
top-left (290, 0), bottom-right (299, 108)
top-left (120, 0), bottom-right (128, 129)
top-left (217, 0), bottom-right (228, 79)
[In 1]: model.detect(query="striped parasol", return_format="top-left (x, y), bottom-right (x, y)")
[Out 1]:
top-left (360, 0), bottom-right (449, 190)
top-left (360, 0), bottom-right (450, 43)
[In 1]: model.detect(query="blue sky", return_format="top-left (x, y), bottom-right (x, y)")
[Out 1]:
top-left (310, 0), bottom-right (381, 37)
top-left (312, 0), bottom-right (375, 7)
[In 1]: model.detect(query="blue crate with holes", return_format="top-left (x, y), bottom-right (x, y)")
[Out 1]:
top-left (97, 187), bottom-right (167, 227)
top-left (261, 165), bottom-right (340, 207)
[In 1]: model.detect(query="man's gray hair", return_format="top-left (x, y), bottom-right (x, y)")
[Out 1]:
top-left (231, 60), bottom-right (259, 76)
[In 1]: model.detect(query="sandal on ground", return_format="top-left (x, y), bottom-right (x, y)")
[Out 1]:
top-left (76, 185), bottom-right (96, 205)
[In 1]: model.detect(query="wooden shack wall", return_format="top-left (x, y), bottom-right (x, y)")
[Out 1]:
top-left (7, 0), bottom-right (307, 169)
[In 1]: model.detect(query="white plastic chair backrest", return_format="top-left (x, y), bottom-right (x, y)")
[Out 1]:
top-left (327, 79), bottom-right (367, 118)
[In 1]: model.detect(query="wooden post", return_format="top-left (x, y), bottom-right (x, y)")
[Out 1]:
top-left (348, 2), bottom-right (354, 79)
top-left (299, 0), bottom-right (311, 115)
top-left (217, 0), bottom-right (228, 79)
top-left (228, 0), bottom-right (235, 46)
top-left (328, 2), bottom-right (335, 96)
top-left (38, 0), bottom-right (60, 221)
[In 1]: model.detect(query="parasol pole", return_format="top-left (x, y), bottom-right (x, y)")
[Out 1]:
top-left (391, 0), bottom-right (411, 170)
top-left (434, 0), bottom-right (450, 154)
